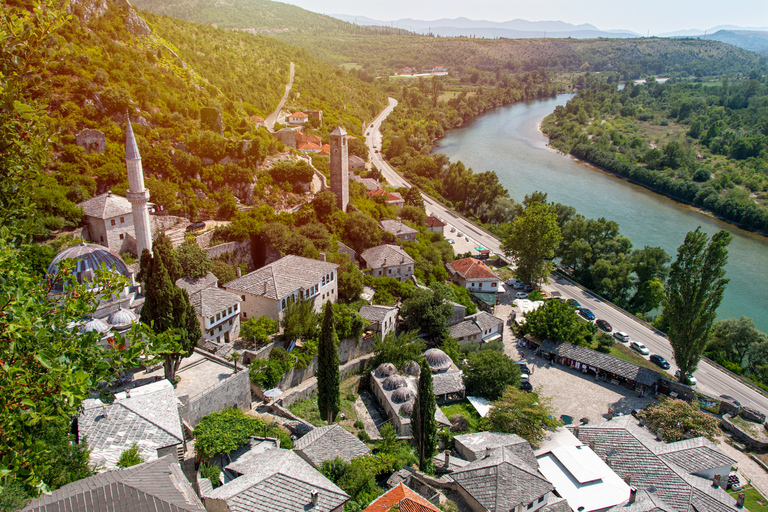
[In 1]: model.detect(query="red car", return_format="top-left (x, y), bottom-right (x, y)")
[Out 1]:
top-left (524, 284), bottom-right (536, 292)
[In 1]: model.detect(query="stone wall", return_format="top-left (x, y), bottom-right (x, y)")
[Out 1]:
top-left (277, 356), bottom-right (372, 408)
top-left (243, 335), bottom-right (375, 370)
top-left (178, 365), bottom-right (251, 427)
top-left (205, 239), bottom-right (253, 268)
top-left (721, 414), bottom-right (768, 451)
top-left (195, 230), bottom-right (216, 249)
top-left (75, 128), bottom-right (106, 154)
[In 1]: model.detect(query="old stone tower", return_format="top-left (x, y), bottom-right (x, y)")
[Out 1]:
top-left (125, 116), bottom-right (153, 257)
top-left (330, 126), bottom-right (349, 212)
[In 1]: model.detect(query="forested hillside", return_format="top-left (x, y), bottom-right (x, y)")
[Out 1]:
top-left (18, 0), bottom-right (384, 236)
top-left (542, 76), bottom-right (768, 233)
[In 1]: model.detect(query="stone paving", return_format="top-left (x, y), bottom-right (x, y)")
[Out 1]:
top-left (717, 436), bottom-right (768, 500)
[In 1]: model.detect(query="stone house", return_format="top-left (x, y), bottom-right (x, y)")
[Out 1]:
top-left (293, 425), bottom-right (370, 469)
top-left (368, 189), bottom-right (405, 208)
top-left (359, 304), bottom-right (399, 339)
top-left (380, 219), bottom-right (418, 243)
top-left (223, 255), bottom-right (339, 324)
top-left (448, 311), bottom-right (504, 345)
top-left (78, 191), bottom-right (136, 255)
top-left (445, 257), bottom-right (502, 293)
top-left (425, 216), bottom-right (445, 234)
top-left (177, 273), bottom-right (242, 344)
top-left (360, 244), bottom-right (415, 282)
top-left (287, 111), bottom-right (309, 125)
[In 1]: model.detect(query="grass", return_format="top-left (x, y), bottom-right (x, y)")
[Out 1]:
top-left (602, 342), bottom-right (673, 378)
top-left (729, 415), bottom-right (768, 441)
top-left (288, 377), bottom-right (363, 435)
top-left (339, 62), bottom-right (362, 70)
top-left (440, 400), bottom-right (483, 433)
top-left (730, 485), bottom-right (768, 511)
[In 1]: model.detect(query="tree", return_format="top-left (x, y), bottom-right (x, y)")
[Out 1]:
top-left (709, 317), bottom-right (768, 367)
top-left (520, 299), bottom-right (595, 346)
top-left (479, 387), bottom-right (561, 447)
top-left (373, 330), bottom-right (426, 368)
top-left (337, 256), bottom-right (363, 302)
top-left (464, 351), bottom-right (521, 400)
top-left (176, 235), bottom-right (212, 278)
top-left (638, 397), bottom-right (720, 443)
top-left (241, 315), bottom-right (278, 345)
top-left (318, 302), bottom-right (341, 424)
top-left (280, 295), bottom-right (316, 341)
top-left (400, 287), bottom-right (453, 341)
top-left (412, 359), bottom-right (437, 471)
top-left (502, 202), bottom-right (562, 286)
top-left (116, 443), bottom-right (144, 469)
top-left (663, 228), bottom-right (732, 380)
top-left (312, 190), bottom-right (337, 221)
top-left (403, 186), bottom-right (425, 210)
top-left (194, 408), bottom-right (263, 460)
top-left (227, 352), bottom-right (242, 374)
top-left (344, 211), bottom-right (382, 254)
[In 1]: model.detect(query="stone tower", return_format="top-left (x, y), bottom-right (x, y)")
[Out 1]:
top-left (330, 126), bottom-right (349, 212)
top-left (125, 116), bottom-right (153, 257)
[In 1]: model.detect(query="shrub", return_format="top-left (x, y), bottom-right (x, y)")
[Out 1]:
top-left (596, 332), bottom-right (615, 353)
top-left (357, 430), bottom-right (370, 442)
top-left (353, 420), bottom-right (364, 430)
top-left (194, 408), bottom-right (263, 459)
top-left (201, 463), bottom-right (221, 488)
top-left (116, 443), bottom-right (143, 468)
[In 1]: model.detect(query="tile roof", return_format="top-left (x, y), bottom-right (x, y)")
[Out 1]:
top-left (299, 142), bottom-right (321, 151)
top-left (78, 192), bottom-right (133, 220)
top-left (432, 369), bottom-right (465, 396)
top-left (293, 425), bottom-right (370, 468)
top-left (446, 258), bottom-right (499, 282)
top-left (361, 244), bottom-right (415, 269)
top-left (380, 219), bottom-right (418, 236)
top-left (223, 255), bottom-right (338, 300)
top-left (656, 438), bottom-right (735, 476)
top-left (189, 286), bottom-right (242, 318)
top-left (470, 311), bottom-right (503, 331)
top-left (79, 380), bottom-right (184, 471)
top-left (450, 445), bottom-right (554, 511)
top-left (359, 304), bottom-right (398, 324)
top-left (368, 189), bottom-right (404, 203)
top-left (22, 456), bottom-right (204, 512)
top-left (176, 272), bottom-right (218, 296)
top-left (363, 483), bottom-right (441, 512)
top-left (290, 112), bottom-right (308, 118)
top-left (540, 339), bottom-right (662, 387)
top-left (606, 489), bottom-right (676, 512)
top-left (349, 155), bottom-right (366, 168)
top-left (453, 432), bottom-right (530, 462)
top-left (571, 418), bottom-right (739, 512)
top-left (425, 216), bottom-right (445, 228)
top-left (250, 115), bottom-right (265, 123)
top-left (205, 449), bottom-right (348, 512)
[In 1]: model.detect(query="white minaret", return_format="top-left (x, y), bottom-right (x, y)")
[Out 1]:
top-left (125, 115), bottom-right (152, 257)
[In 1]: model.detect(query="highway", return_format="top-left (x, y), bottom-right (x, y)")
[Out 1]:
top-left (366, 97), bottom-right (768, 414)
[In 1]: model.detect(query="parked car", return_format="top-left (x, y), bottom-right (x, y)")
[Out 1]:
top-left (515, 362), bottom-right (531, 375)
top-left (596, 319), bottom-right (612, 332)
top-left (719, 395), bottom-right (742, 406)
top-left (513, 281), bottom-right (525, 290)
top-left (515, 292), bottom-right (529, 300)
top-left (649, 354), bottom-right (671, 369)
top-left (520, 381), bottom-right (533, 393)
top-left (566, 299), bottom-right (581, 309)
top-left (675, 369), bottom-right (698, 386)
top-left (630, 341), bottom-right (650, 355)
top-left (446, 238), bottom-right (455, 244)
top-left (578, 308), bottom-right (596, 321)
top-left (524, 284), bottom-right (536, 292)
top-left (613, 331), bottom-right (630, 343)
top-left (185, 221), bottom-right (206, 232)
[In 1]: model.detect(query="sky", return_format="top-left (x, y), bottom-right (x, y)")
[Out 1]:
top-left (278, 0), bottom-right (768, 36)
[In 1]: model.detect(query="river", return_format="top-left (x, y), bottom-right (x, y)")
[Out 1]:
top-left (433, 94), bottom-right (768, 332)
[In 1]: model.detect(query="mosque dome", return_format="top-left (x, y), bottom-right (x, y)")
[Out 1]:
top-left (81, 317), bottom-right (111, 335)
top-left (399, 400), bottom-right (414, 417)
top-left (107, 307), bottom-right (139, 327)
top-left (403, 361), bottom-right (421, 376)
top-left (382, 375), bottom-right (408, 391)
top-left (47, 243), bottom-right (132, 292)
top-left (376, 363), bottom-right (397, 378)
top-left (424, 348), bottom-right (452, 372)
top-left (391, 387), bottom-right (415, 404)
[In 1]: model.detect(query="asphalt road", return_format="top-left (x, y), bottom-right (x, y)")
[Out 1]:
top-left (367, 97), bottom-right (768, 414)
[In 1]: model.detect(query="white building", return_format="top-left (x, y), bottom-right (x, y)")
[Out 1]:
top-left (360, 244), bottom-right (414, 282)
top-left (445, 257), bottom-right (502, 293)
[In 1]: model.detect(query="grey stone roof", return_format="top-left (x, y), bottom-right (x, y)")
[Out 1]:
top-left (359, 304), bottom-right (398, 324)
top-left (540, 339), bottom-right (661, 387)
top-left (656, 438), bottom-right (735, 476)
top-left (571, 418), bottom-right (739, 512)
top-left (542, 495), bottom-right (576, 512)
top-left (79, 380), bottom-right (183, 471)
top-left (330, 126), bottom-right (347, 137)
top-left (293, 425), bottom-right (370, 468)
top-left (348, 155), bottom-right (366, 169)
top-left (361, 178), bottom-right (381, 191)
top-left (449, 319), bottom-right (482, 340)
top-left (470, 311), bottom-right (503, 332)
top-left (450, 444), bottom-right (554, 511)
top-left (22, 456), bottom-right (204, 512)
top-left (176, 272), bottom-right (218, 296)
top-left (432, 369), bottom-right (465, 396)
top-left (453, 432), bottom-right (530, 462)
top-left (224, 255), bottom-right (338, 300)
top-left (380, 219), bottom-right (418, 237)
top-left (189, 286), bottom-right (241, 318)
top-left (606, 490), bottom-right (676, 512)
top-left (126, 119), bottom-right (141, 160)
top-left (78, 192), bottom-right (133, 220)
top-left (360, 244), bottom-right (414, 269)
top-left (205, 448), bottom-right (349, 511)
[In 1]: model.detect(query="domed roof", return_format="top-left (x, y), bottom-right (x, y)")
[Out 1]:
top-left (47, 243), bottom-right (132, 292)
top-left (382, 375), bottom-right (408, 391)
top-left (81, 317), bottom-right (111, 334)
top-left (391, 387), bottom-right (415, 403)
top-left (403, 361), bottom-right (421, 376)
top-left (399, 400), bottom-right (414, 417)
top-left (424, 348), bottom-right (452, 372)
top-left (107, 307), bottom-right (139, 326)
top-left (376, 363), bottom-right (397, 378)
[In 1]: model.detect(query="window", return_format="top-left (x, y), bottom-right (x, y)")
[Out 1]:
top-left (243, 312), bottom-right (247, 319)
top-left (235, 304), bottom-right (239, 312)
top-left (119, 234), bottom-right (124, 240)
top-left (110, 219), bottom-right (116, 226)
top-left (241, 295), bottom-right (245, 301)
top-left (538, 496), bottom-right (545, 504)
top-left (120, 217), bottom-right (124, 223)
top-left (228, 307), bottom-right (232, 315)
top-left (281, 299), bottom-right (286, 309)
top-left (218, 326), bottom-right (222, 333)
top-left (492, 282), bottom-right (497, 287)
top-left (209, 317), bottom-right (214, 324)
top-left (216, 313), bottom-right (221, 321)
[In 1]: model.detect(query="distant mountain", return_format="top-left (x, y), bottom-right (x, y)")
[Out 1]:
top-left (703, 30), bottom-right (768, 54)
top-left (659, 25), bottom-right (768, 37)
top-left (330, 14), bottom-right (640, 38)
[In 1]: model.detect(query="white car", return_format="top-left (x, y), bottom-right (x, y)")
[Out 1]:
top-left (513, 282), bottom-right (525, 289)
top-left (630, 341), bottom-right (650, 355)
top-left (675, 369), bottom-right (698, 385)
top-left (613, 331), bottom-right (630, 343)
top-left (516, 292), bottom-right (529, 299)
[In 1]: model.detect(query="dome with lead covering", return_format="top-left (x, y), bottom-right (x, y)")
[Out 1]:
top-left (424, 348), bottom-right (452, 372)
top-left (399, 400), bottom-right (414, 417)
top-left (403, 361), bottom-right (421, 375)
top-left (391, 387), bottom-right (415, 403)
top-left (382, 375), bottom-right (408, 391)
top-left (376, 363), bottom-right (397, 378)
top-left (47, 243), bottom-right (132, 292)
top-left (107, 307), bottom-right (139, 327)
top-left (81, 317), bottom-right (111, 335)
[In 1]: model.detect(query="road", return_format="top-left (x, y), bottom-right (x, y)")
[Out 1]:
top-left (265, 61), bottom-right (294, 132)
top-left (367, 97), bottom-right (768, 414)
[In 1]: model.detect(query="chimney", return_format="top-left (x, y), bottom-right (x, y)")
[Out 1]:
top-left (712, 473), bottom-right (721, 488)
top-left (311, 490), bottom-right (319, 507)
top-left (588, 440), bottom-right (595, 451)
top-left (263, 281), bottom-right (267, 294)
top-left (236, 267), bottom-right (242, 278)
top-left (623, 474), bottom-right (631, 486)
top-left (605, 457), bottom-right (611, 468)
top-left (656, 429), bottom-right (664, 441)
top-left (444, 450), bottom-right (450, 467)
top-left (320, 252), bottom-right (326, 262)
top-left (628, 487), bottom-right (637, 504)
top-left (737, 492), bottom-right (746, 508)
top-left (573, 426), bottom-right (580, 438)
top-left (486, 446), bottom-right (492, 458)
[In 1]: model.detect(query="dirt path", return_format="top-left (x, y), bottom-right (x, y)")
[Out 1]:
top-left (265, 61), bottom-right (294, 132)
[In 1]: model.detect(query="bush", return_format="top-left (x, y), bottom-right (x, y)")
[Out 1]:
top-left (194, 408), bottom-right (263, 459)
top-left (596, 332), bottom-right (615, 353)
top-left (358, 430), bottom-right (370, 442)
top-left (201, 463), bottom-right (221, 488)
top-left (116, 443), bottom-right (143, 468)
top-left (353, 420), bottom-right (364, 430)
top-left (450, 414), bottom-right (469, 433)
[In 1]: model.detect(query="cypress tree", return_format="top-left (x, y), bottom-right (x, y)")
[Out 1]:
top-left (412, 358), bottom-right (437, 471)
top-left (317, 301), bottom-right (340, 424)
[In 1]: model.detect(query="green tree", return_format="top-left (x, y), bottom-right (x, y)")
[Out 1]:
top-left (280, 295), bottom-right (316, 340)
top-left (638, 397), bottom-right (720, 443)
top-left (241, 315), bottom-right (278, 345)
top-left (464, 350), bottom-right (521, 400)
top-left (116, 443), bottom-right (144, 468)
top-left (663, 228), bottom-right (732, 381)
top-left (502, 201), bottom-right (561, 286)
top-left (412, 359), bottom-right (437, 471)
top-left (373, 330), bottom-right (426, 368)
top-left (400, 287), bottom-right (453, 340)
top-left (194, 408), bottom-right (263, 460)
top-left (520, 299), bottom-right (594, 346)
top-left (479, 387), bottom-right (561, 447)
top-left (709, 317), bottom-right (767, 367)
top-left (337, 256), bottom-right (363, 302)
top-left (403, 186), bottom-right (425, 210)
top-left (344, 211), bottom-right (382, 253)
top-left (318, 302), bottom-right (341, 424)
top-left (176, 235), bottom-right (212, 278)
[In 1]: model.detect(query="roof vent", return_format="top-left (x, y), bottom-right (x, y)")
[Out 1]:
top-left (486, 446), bottom-right (492, 458)
top-left (311, 490), bottom-right (319, 507)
